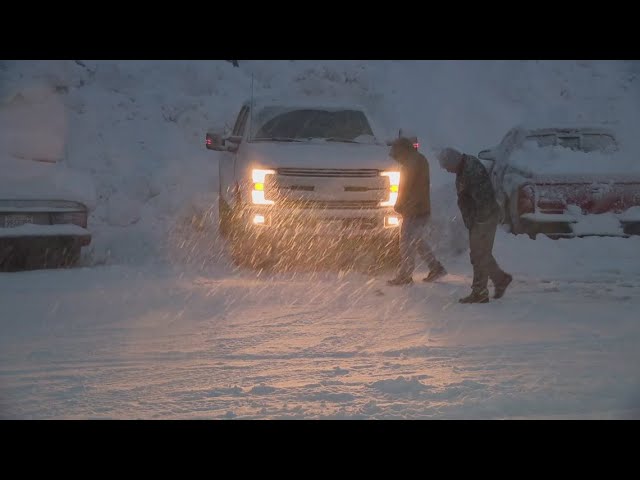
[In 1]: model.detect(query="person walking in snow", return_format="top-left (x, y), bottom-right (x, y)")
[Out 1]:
top-left (387, 136), bottom-right (447, 286)
top-left (437, 147), bottom-right (512, 303)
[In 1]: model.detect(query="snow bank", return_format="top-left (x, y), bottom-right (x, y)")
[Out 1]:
top-left (0, 60), bottom-right (637, 265)
top-left (0, 156), bottom-right (96, 209)
top-left (569, 214), bottom-right (625, 236)
top-left (494, 230), bottom-right (640, 280)
top-left (0, 78), bottom-right (68, 162)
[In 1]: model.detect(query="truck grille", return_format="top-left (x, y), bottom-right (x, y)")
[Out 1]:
top-left (279, 200), bottom-right (380, 210)
top-left (277, 168), bottom-right (379, 178)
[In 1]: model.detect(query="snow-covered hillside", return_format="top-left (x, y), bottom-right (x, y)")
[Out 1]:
top-left (1, 60), bottom-right (639, 419)
top-left (2, 60), bottom-right (638, 266)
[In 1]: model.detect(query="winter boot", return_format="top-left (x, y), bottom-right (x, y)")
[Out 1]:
top-left (459, 289), bottom-right (490, 304)
top-left (422, 265), bottom-right (447, 283)
top-left (494, 273), bottom-right (513, 299)
top-left (387, 276), bottom-right (414, 286)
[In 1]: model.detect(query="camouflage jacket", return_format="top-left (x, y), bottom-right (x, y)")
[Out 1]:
top-left (455, 155), bottom-right (500, 229)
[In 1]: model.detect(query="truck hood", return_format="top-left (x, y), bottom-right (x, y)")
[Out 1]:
top-left (241, 141), bottom-right (397, 171)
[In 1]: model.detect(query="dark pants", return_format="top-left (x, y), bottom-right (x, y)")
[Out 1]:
top-left (468, 217), bottom-right (508, 292)
top-left (396, 214), bottom-right (443, 279)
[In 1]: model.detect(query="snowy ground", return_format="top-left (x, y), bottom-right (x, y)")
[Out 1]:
top-left (2, 230), bottom-right (639, 419)
top-left (1, 60), bottom-right (640, 419)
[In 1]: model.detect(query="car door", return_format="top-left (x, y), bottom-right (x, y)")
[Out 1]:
top-left (219, 105), bottom-right (249, 206)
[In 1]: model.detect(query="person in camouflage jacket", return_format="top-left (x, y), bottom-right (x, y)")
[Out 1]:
top-left (438, 147), bottom-right (512, 303)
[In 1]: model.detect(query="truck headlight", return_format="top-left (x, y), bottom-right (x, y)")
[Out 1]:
top-left (379, 171), bottom-right (400, 207)
top-left (251, 169), bottom-right (275, 205)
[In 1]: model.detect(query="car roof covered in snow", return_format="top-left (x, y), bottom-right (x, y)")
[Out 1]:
top-left (513, 123), bottom-right (617, 137)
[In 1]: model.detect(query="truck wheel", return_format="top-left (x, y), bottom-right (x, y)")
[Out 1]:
top-left (61, 243), bottom-right (82, 267)
top-left (231, 244), bottom-right (277, 270)
top-left (504, 199), bottom-right (517, 234)
top-left (229, 230), bottom-right (277, 271)
top-left (218, 196), bottom-right (232, 239)
top-left (505, 199), bottom-right (529, 237)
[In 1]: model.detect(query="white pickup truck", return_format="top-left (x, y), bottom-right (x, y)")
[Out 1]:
top-left (206, 97), bottom-right (409, 268)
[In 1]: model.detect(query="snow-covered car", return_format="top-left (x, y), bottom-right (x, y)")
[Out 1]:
top-left (0, 156), bottom-right (94, 271)
top-left (206, 97), bottom-right (410, 268)
top-left (478, 125), bottom-right (640, 238)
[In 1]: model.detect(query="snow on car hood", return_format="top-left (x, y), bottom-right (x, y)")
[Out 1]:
top-left (241, 140), bottom-right (396, 170)
top-left (0, 154), bottom-right (96, 210)
top-left (509, 142), bottom-right (640, 180)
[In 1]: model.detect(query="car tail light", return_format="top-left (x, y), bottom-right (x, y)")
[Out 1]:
top-left (413, 142), bottom-right (419, 149)
top-left (518, 184), bottom-right (535, 214)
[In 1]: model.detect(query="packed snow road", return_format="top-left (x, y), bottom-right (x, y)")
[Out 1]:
top-left (1, 233), bottom-right (639, 419)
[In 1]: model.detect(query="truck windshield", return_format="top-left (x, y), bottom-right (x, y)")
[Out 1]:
top-left (252, 108), bottom-right (375, 143)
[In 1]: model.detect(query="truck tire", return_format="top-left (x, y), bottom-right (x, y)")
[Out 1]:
top-left (61, 242), bottom-right (82, 267)
top-left (230, 234), bottom-right (277, 270)
top-left (504, 198), bottom-right (516, 234)
top-left (218, 196), bottom-right (232, 239)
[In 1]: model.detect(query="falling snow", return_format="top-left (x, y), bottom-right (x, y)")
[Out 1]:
top-left (1, 61), bottom-right (639, 419)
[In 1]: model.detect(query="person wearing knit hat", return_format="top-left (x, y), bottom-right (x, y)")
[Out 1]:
top-left (386, 137), bottom-right (447, 286)
top-left (438, 147), bottom-right (465, 173)
top-left (437, 147), bottom-right (512, 303)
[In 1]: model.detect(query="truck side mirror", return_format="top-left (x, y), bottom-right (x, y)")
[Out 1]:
top-left (205, 132), bottom-right (226, 151)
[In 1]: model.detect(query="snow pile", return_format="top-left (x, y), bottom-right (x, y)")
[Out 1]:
top-left (569, 214), bottom-right (625, 236)
top-left (494, 231), bottom-right (640, 280)
top-left (0, 69), bottom-right (96, 209)
top-left (0, 155), bottom-right (97, 209)
top-left (619, 206), bottom-right (640, 221)
top-left (0, 60), bottom-right (637, 266)
top-left (369, 376), bottom-right (429, 396)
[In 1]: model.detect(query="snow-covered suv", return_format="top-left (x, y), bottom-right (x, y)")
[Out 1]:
top-left (206, 97), bottom-right (407, 268)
